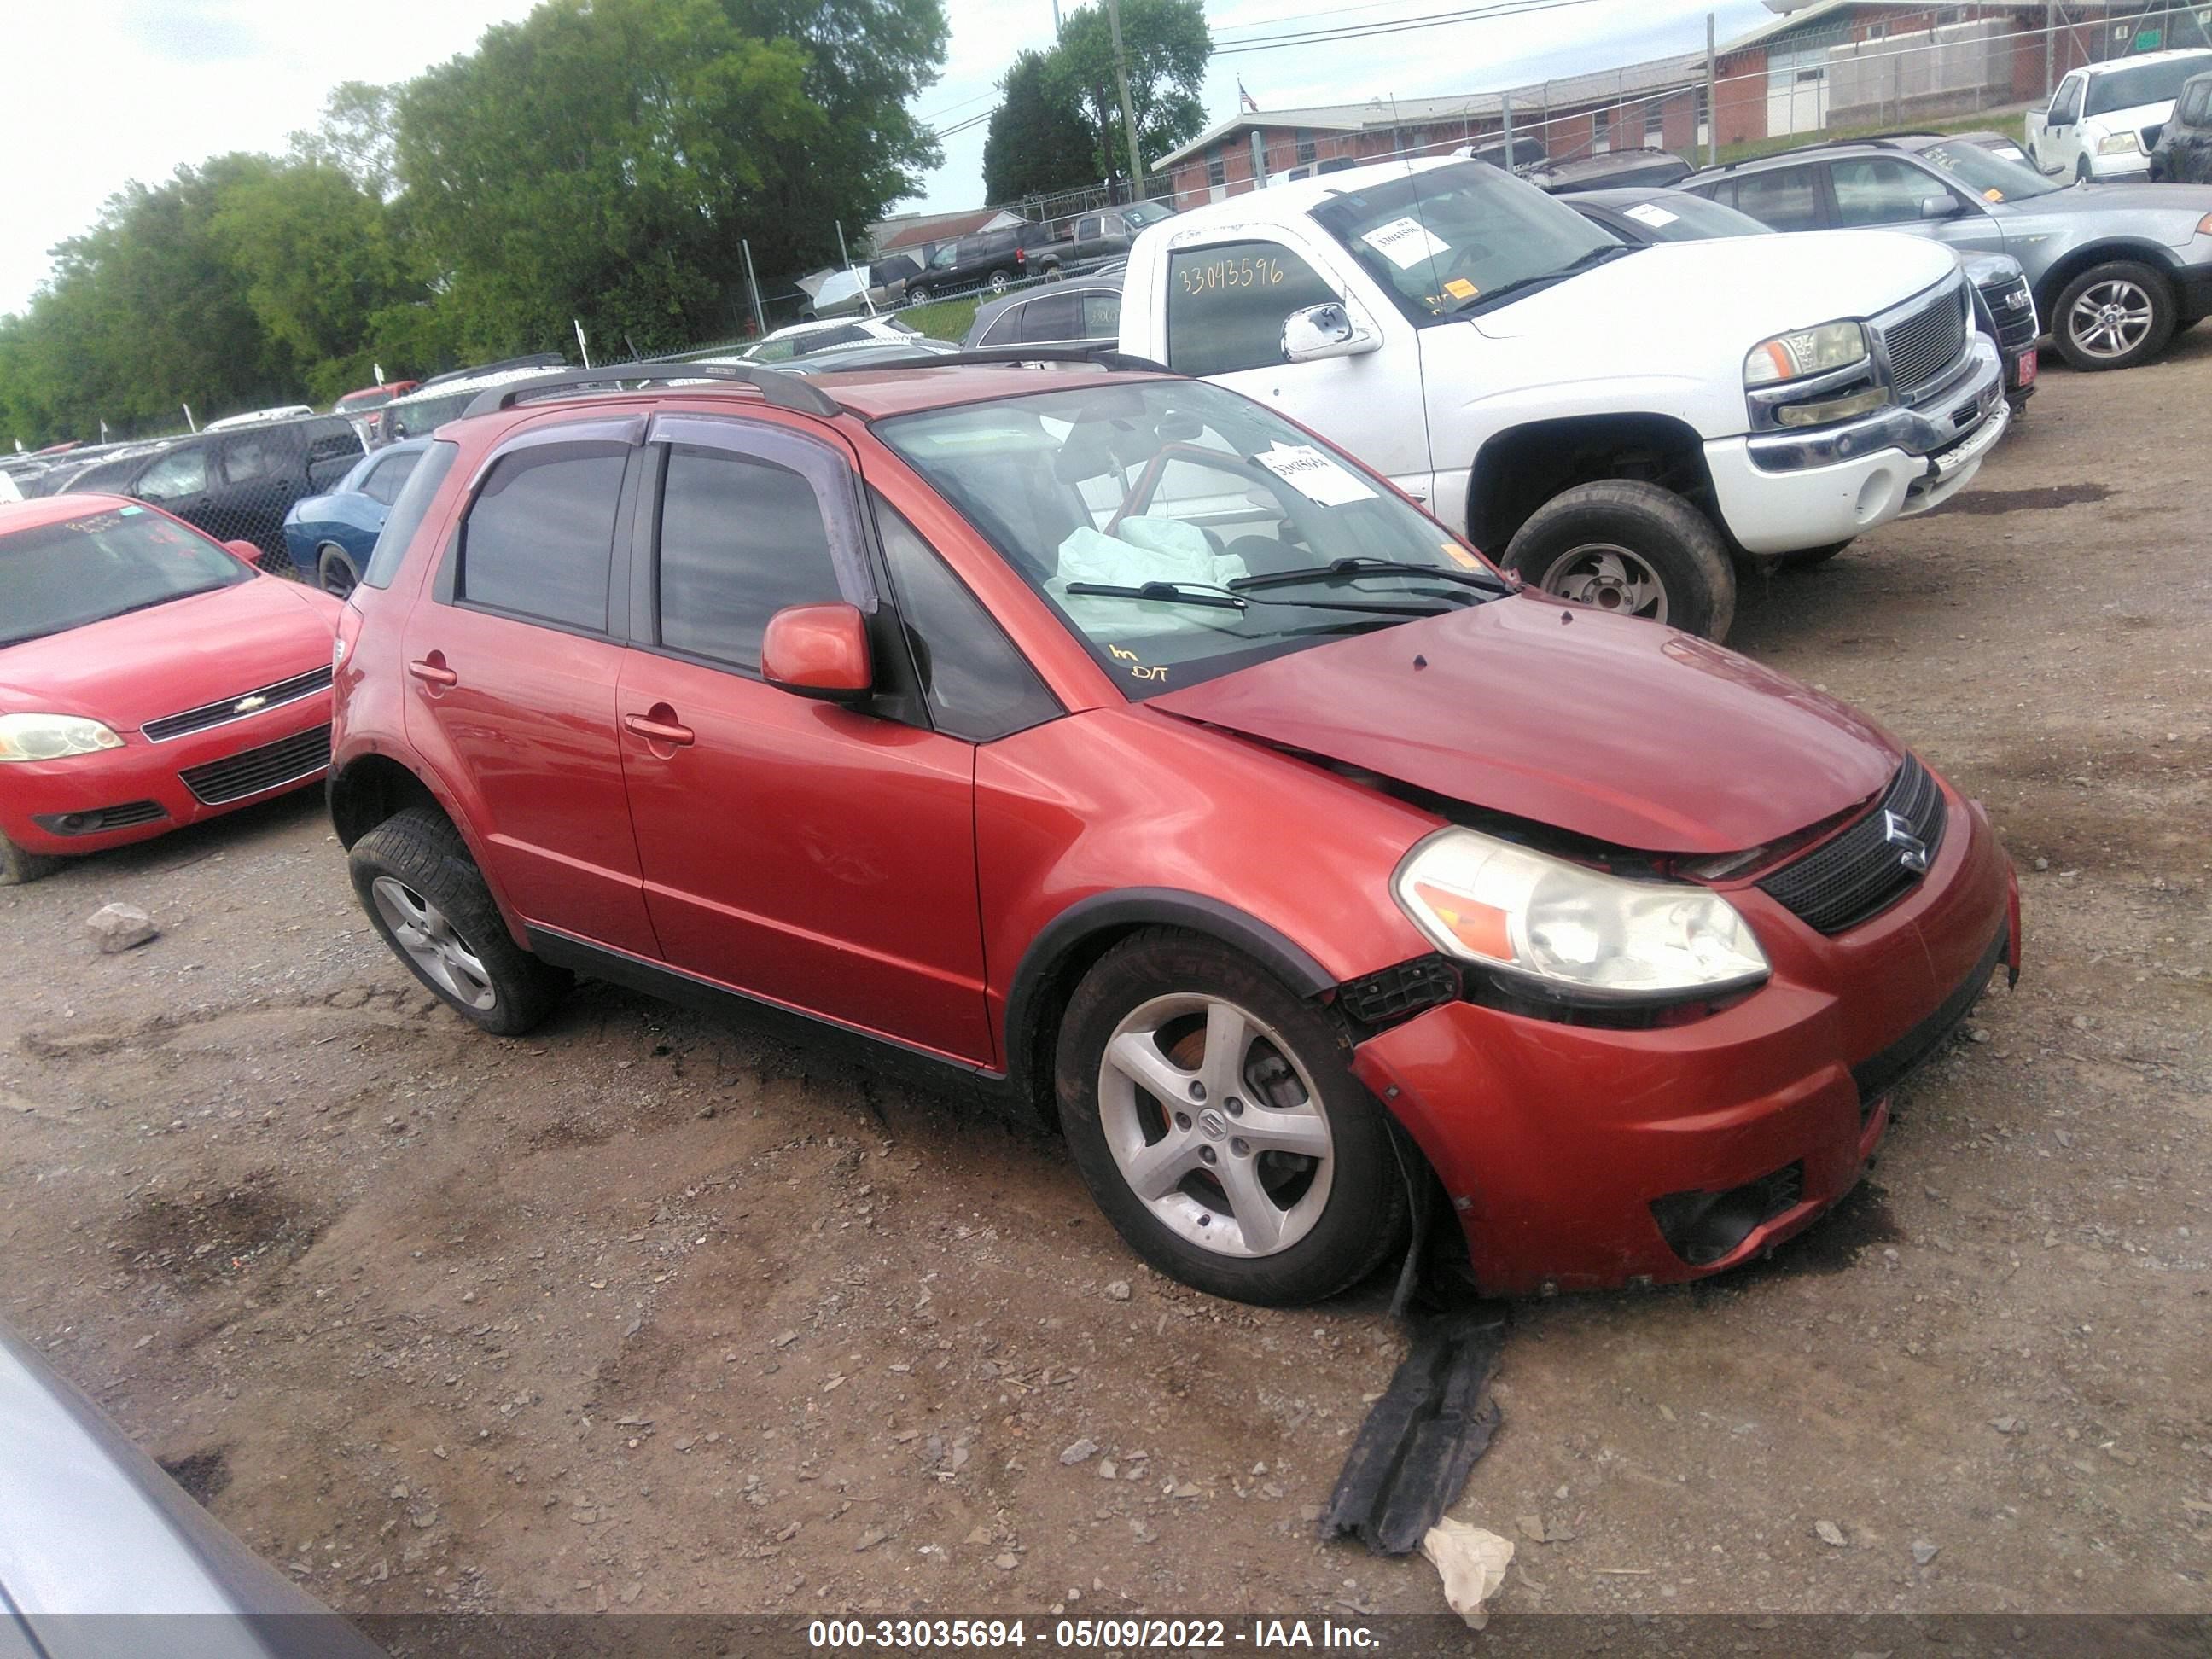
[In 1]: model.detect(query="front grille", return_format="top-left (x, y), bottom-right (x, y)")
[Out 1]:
top-left (1977, 277), bottom-right (2038, 350)
top-left (31, 800), bottom-right (169, 836)
top-left (143, 665), bottom-right (334, 742)
top-left (178, 724), bottom-right (331, 806)
top-left (1881, 282), bottom-right (1969, 399)
top-left (1758, 754), bottom-right (1947, 934)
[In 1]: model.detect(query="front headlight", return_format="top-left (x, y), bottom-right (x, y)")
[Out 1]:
top-left (1744, 320), bottom-right (1868, 387)
top-left (0, 713), bottom-right (126, 763)
top-left (1393, 828), bottom-right (1770, 1002)
top-left (2096, 131), bottom-right (2141, 156)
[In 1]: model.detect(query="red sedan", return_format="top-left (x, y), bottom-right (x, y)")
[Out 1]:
top-left (329, 360), bottom-right (2018, 1305)
top-left (0, 496), bottom-right (341, 884)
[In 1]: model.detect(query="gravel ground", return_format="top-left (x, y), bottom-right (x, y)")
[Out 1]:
top-left (3, 336), bottom-right (2209, 1624)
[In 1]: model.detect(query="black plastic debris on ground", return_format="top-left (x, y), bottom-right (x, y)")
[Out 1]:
top-left (1318, 1303), bottom-right (1509, 1556)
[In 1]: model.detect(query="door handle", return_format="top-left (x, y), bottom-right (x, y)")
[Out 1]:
top-left (623, 713), bottom-right (695, 746)
top-left (407, 658), bottom-right (458, 687)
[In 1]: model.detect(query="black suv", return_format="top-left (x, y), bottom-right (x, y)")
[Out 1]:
top-left (905, 222), bottom-right (1055, 300)
top-left (2151, 71), bottom-right (2212, 181)
top-left (63, 416), bottom-right (364, 571)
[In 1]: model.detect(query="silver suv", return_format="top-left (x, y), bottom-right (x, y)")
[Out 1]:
top-left (1683, 133), bottom-right (2212, 371)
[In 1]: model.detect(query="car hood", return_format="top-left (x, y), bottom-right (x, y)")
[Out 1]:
top-left (2005, 179), bottom-right (2212, 224)
top-left (0, 576), bottom-right (340, 731)
top-left (2081, 98), bottom-right (2182, 131)
top-left (1148, 596), bottom-right (1901, 854)
top-left (1471, 230), bottom-right (1959, 342)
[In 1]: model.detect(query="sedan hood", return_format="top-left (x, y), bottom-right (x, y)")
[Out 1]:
top-left (1471, 230), bottom-right (1959, 343)
top-left (2010, 178), bottom-right (2212, 223)
top-left (1148, 597), bottom-right (1901, 854)
top-left (0, 576), bottom-right (339, 731)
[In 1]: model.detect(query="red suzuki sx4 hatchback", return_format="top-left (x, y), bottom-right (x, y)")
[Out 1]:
top-left (329, 359), bottom-right (2020, 1306)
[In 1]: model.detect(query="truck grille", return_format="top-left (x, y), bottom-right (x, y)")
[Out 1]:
top-left (1758, 754), bottom-right (1947, 934)
top-left (178, 724), bottom-right (332, 806)
top-left (1880, 282), bottom-right (1969, 399)
top-left (1976, 274), bottom-right (2038, 352)
top-left (143, 665), bottom-right (334, 742)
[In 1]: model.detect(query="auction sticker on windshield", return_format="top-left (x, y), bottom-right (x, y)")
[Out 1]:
top-left (1254, 442), bottom-right (1377, 507)
top-left (1360, 215), bottom-right (1452, 271)
top-left (1623, 202), bottom-right (1680, 228)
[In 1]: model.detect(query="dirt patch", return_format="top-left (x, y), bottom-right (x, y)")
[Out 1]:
top-left (158, 1447), bottom-right (232, 1505)
top-left (1939, 482), bottom-right (2114, 515)
top-left (111, 1176), bottom-right (328, 1289)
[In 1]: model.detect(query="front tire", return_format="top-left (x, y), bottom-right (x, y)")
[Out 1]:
top-left (349, 807), bottom-right (569, 1035)
top-left (316, 543), bottom-right (360, 599)
top-left (1501, 480), bottom-right (1737, 641)
top-left (987, 269), bottom-right (1014, 295)
top-left (2054, 259), bottom-right (2176, 370)
top-left (1055, 929), bottom-right (1408, 1306)
top-left (0, 830), bottom-right (61, 887)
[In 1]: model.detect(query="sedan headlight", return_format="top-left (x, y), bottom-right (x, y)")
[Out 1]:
top-left (1744, 320), bottom-right (1869, 387)
top-left (2095, 131), bottom-right (2141, 156)
top-left (1393, 828), bottom-right (1770, 1002)
top-left (0, 713), bottom-right (126, 763)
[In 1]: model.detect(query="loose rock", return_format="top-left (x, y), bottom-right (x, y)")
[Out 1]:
top-left (1814, 1520), bottom-right (1847, 1548)
top-left (1060, 1438), bottom-right (1099, 1466)
top-left (88, 903), bottom-right (158, 953)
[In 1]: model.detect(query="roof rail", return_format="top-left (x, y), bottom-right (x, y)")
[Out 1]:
top-left (461, 364), bottom-right (842, 420)
top-left (803, 342), bottom-right (1173, 375)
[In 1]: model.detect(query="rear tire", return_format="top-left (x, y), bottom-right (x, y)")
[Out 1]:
top-left (348, 807), bottom-right (570, 1035)
top-left (1055, 929), bottom-right (1409, 1307)
top-left (316, 543), bottom-right (360, 599)
top-left (987, 269), bottom-right (1014, 295)
top-left (1502, 480), bottom-right (1737, 642)
top-left (0, 830), bottom-right (61, 887)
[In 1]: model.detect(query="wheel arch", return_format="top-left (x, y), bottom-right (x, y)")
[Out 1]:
top-left (1000, 889), bottom-right (1336, 1132)
top-left (1465, 412), bottom-right (1716, 554)
top-left (328, 751), bottom-right (456, 850)
top-left (2032, 239), bottom-right (2182, 320)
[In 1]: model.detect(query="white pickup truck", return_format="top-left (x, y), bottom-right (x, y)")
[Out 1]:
top-left (1115, 157), bottom-right (2007, 639)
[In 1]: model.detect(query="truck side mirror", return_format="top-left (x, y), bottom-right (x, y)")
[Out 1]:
top-left (1282, 303), bottom-right (1381, 364)
top-left (1918, 193), bottom-right (1965, 220)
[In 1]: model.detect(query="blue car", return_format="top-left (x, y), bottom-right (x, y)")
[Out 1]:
top-left (280, 437), bottom-right (431, 597)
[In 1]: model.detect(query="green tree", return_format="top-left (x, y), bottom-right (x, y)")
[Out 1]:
top-left (397, 0), bottom-right (946, 357)
top-left (290, 81), bottom-right (401, 200)
top-left (982, 49), bottom-right (1098, 201)
top-left (1050, 0), bottom-right (1209, 183)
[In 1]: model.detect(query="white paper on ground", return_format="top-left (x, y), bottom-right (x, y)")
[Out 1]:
top-left (1359, 215), bottom-right (1452, 271)
top-left (1253, 442), bottom-right (1377, 507)
top-left (1420, 1520), bottom-right (1515, 1630)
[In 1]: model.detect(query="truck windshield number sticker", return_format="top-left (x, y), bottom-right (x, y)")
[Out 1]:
top-left (1360, 216), bottom-right (1452, 270)
top-left (1178, 253), bottom-right (1290, 295)
top-left (1254, 443), bottom-right (1377, 507)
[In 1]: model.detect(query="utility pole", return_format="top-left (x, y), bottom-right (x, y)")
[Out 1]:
top-left (741, 238), bottom-right (766, 340)
top-left (1501, 91), bottom-right (1515, 166)
top-left (1105, 0), bottom-right (1144, 195)
top-left (1705, 12), bottom-right (1719, 167)
top-left (2044, 0), bottom-right (2058, 95)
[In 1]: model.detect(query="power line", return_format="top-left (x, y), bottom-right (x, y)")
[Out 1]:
top-left (1214, 0), bottom-right (1609, 56)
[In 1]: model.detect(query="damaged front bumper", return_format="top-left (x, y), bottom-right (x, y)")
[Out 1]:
top-left (1349, 780), bottom-right (2019, 1297)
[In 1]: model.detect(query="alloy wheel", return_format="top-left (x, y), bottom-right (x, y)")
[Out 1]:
top-left (1094, 993), bottom-right (1334, 1258)
top-left (2067, 279), bottom-right (2155, 359)
top-left (371, 875), bottom-right (497, 1010)
top-left (1538, 541), bottom-right (1669, 622)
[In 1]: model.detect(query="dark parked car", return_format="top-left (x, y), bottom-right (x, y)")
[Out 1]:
top-left (1526, 147), bottom-right (1694, 194)
top-left (1569, 186), bottom-right (2039, 412)
top-left (962, 276), bottom-right (1124, 349)
top-left (906, 221), bottom-right (1056, 300)
top-left (282, 437), bottom-right (434, 597)
top-left (2151, 71), bottom-right (2212, 180)
top-left (1021, 201), bottom-right (1173, 279)
top-left (327, 358), bottom-right (2017, 1307)
top-left (64, 416), bottom-right (364, 570)
top-left (377, 358), bottom-right (572, 445)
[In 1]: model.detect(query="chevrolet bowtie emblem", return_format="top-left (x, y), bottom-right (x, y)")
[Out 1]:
top-left (1882, 809), bottom-right (1930, 875)
top-left (232, 694), bottom-right (269, 714)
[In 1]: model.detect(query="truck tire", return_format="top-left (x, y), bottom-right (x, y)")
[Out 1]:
top-left (2053, 260), bottom-right (2176, 370)
top-left (1501, 480), bottom-right (1737, 642)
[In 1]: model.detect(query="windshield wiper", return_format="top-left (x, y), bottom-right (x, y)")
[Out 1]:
top-left (1062, 579), bottom-right (1447, 618)
top-left (1228, 556), bottom-right (1509, 597)
top-left (1451, 243), bottom-right (1640, 316)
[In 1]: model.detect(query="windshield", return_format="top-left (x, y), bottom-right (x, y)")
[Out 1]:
top-left (876, 379), bottom-right (1499, 699)
top-left (2087, 55), bottom-right (2212, 115)
top-left (1603, 191), bottom-right (1773, 240)
top-left (1308, 160), bottom-right (1615, 323)
top-left (1921, 139), bottom-right (2063, 201)
top-left (1, 505), bottom-right (249, 648)
top-left (1123, 201), bottom-right (1173, 230)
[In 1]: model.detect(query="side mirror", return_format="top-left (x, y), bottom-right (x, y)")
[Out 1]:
top-left (223, 538), bottom-right (264, 567)
top-left (1918, 193), bottom-right (1965, 220)
top-left (761, 602), bottom-right (873, 703)
top-left (1282, 302), bottom-right (1382, 364)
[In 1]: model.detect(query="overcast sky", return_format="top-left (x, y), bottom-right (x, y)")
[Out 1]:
top-left (1, 0), bottom-right (1772, 312)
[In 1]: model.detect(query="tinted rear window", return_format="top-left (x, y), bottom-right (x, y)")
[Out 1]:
top-left (361, 440), bottom-right (459, 590)
top-left (459, 444), bottom-right (626, 630)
